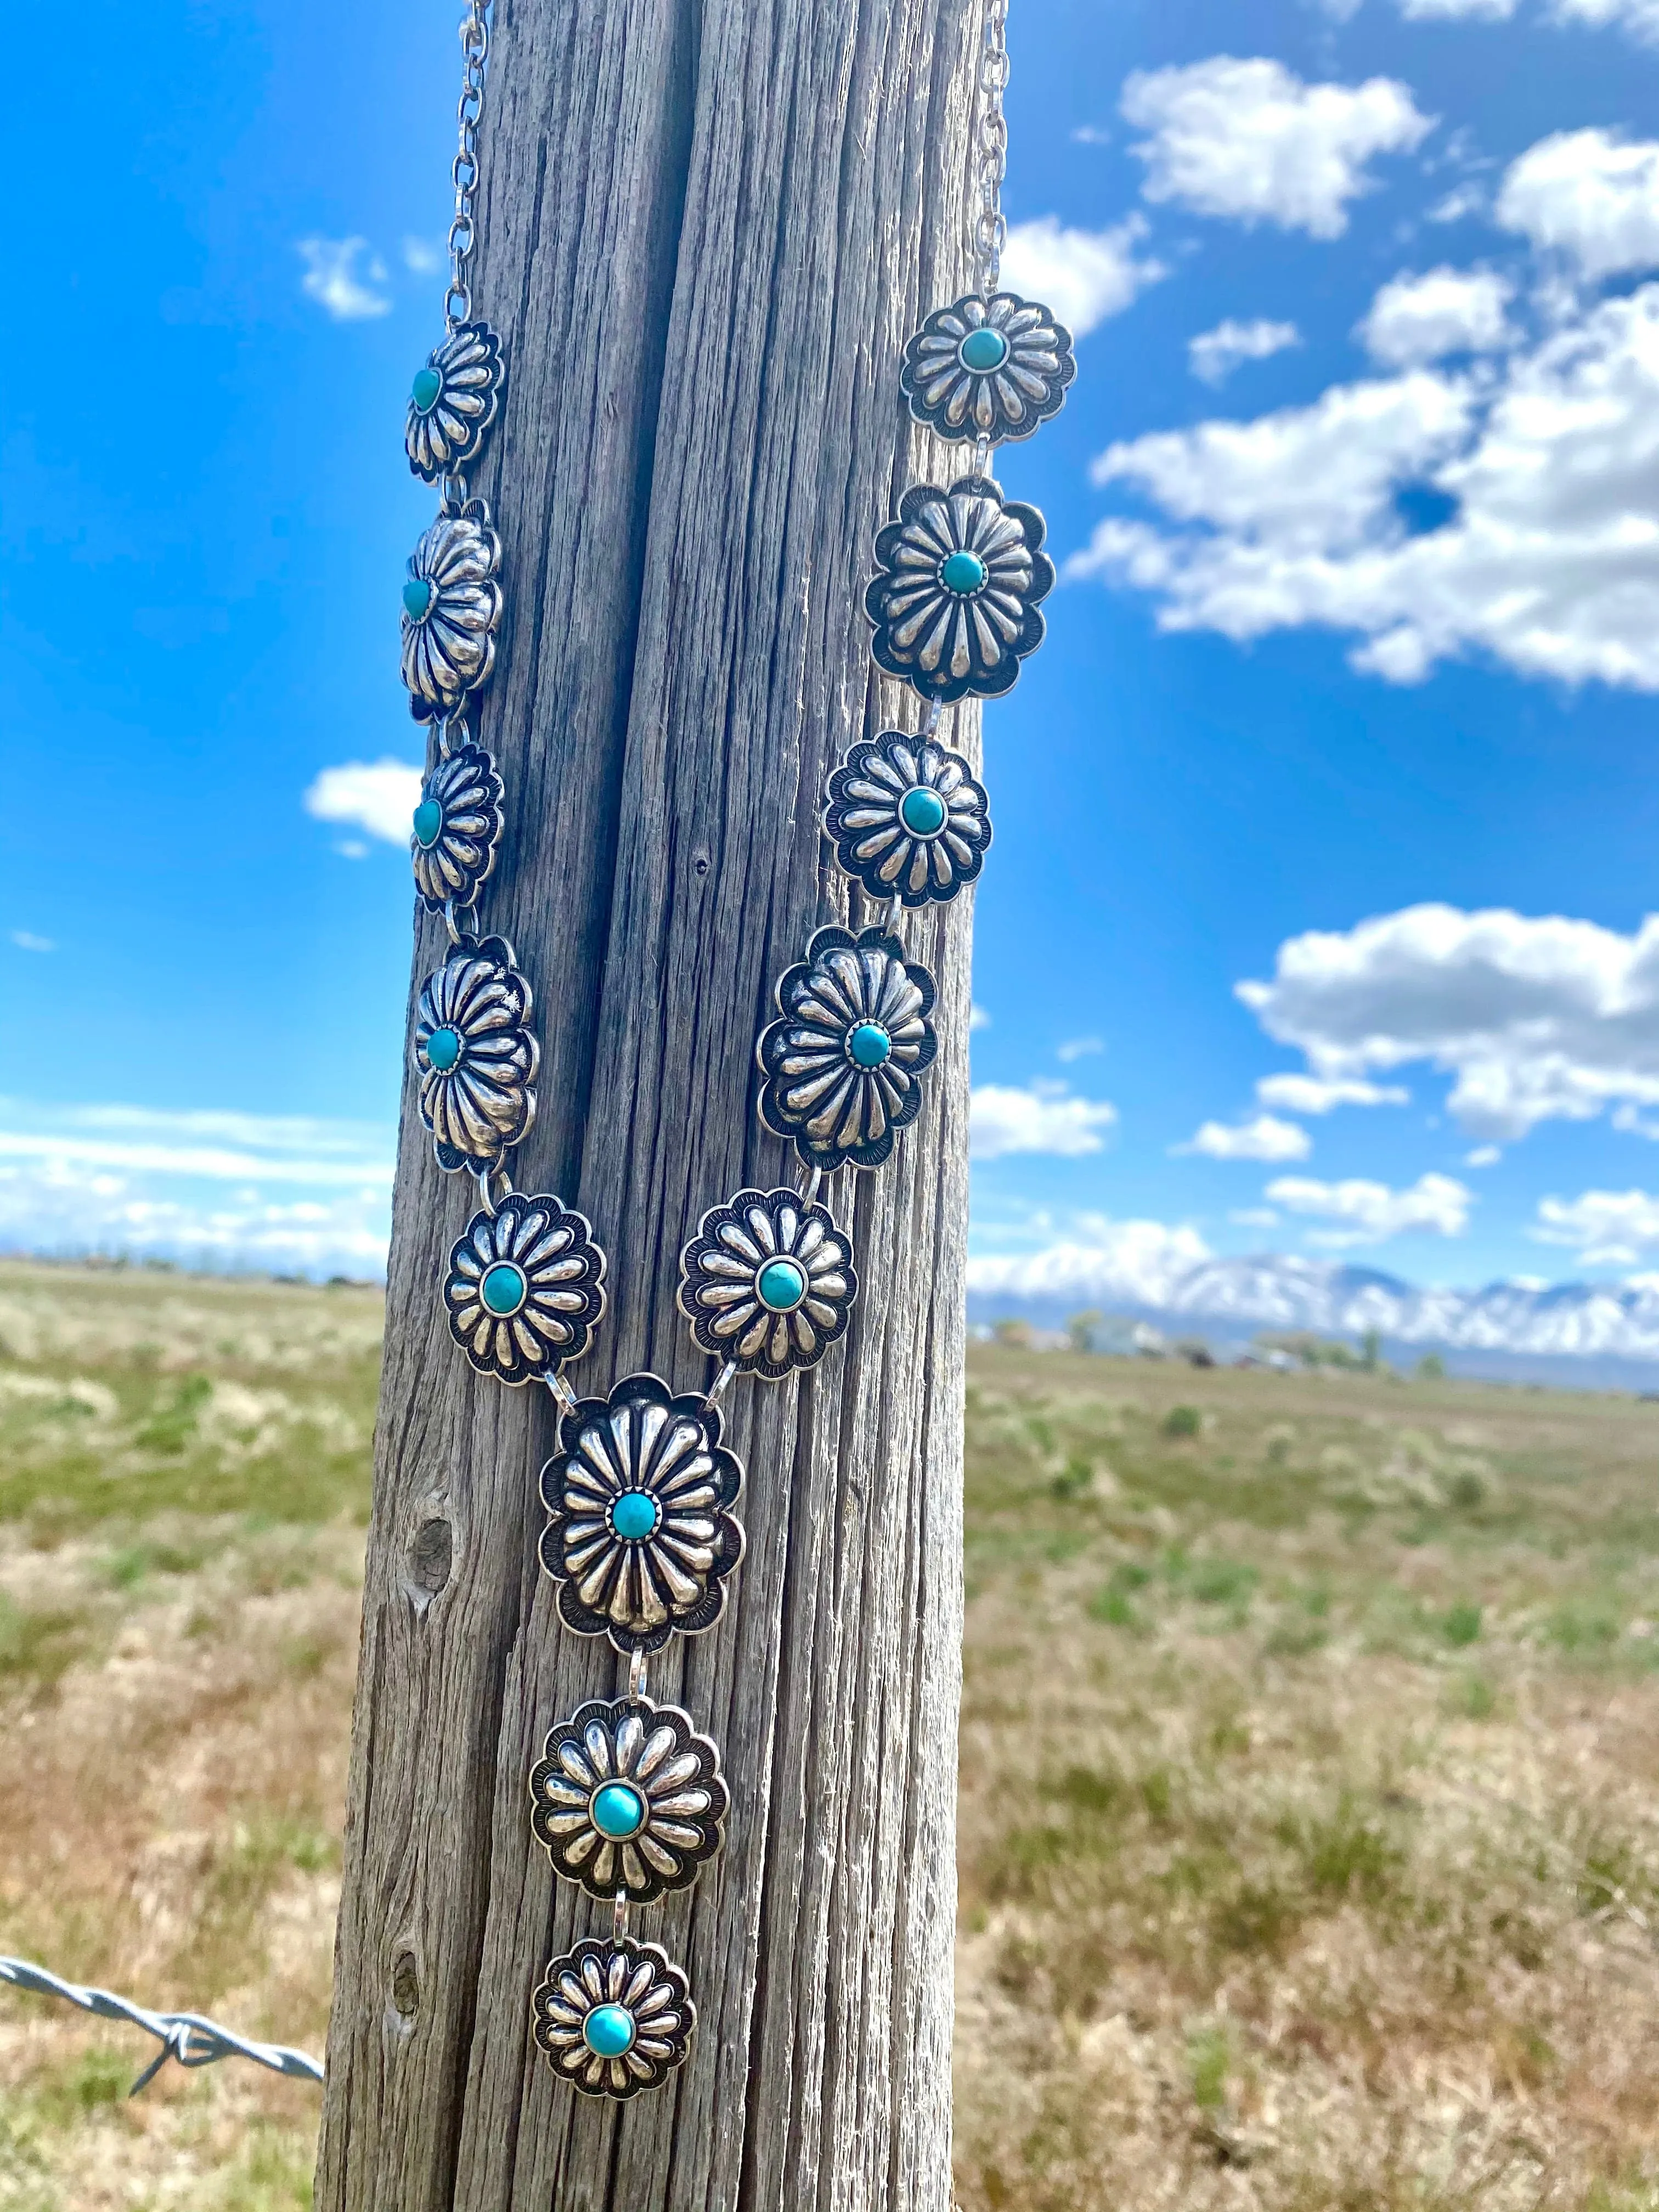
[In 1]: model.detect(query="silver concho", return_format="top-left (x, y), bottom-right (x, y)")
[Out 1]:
top-left (538, 1373), bottom-right (744, 1654)
top-left (865, 474), bottom-right (1053, 704)
top-left (413, 935), bottom-right (537, 1175)
top-left (529, 1695), bottom-right (729, 1903)
top-left (678, 1187), bottom-right (859, 1381)
top-left (823, 730), bottom-right (991, 906)
top-left (401, 501), bottom-right (503, 723)
top-left (443, 1192), bottom-right (607, 1387)
top-left (405, 320), bottom-right (506, 482)
top-left (532, 1937), bottom-right (695, 2100)
top-left (411, 742), bottom-right (504, 912)
top-left (900, 291), bottom-right (1075, 444)
top-left (757, 924), bottom-right (937, 1173)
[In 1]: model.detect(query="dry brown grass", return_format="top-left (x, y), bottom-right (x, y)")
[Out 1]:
top-left (4, 1264), bottom-right (1659, 2209)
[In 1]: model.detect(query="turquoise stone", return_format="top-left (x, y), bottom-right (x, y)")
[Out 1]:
top-left (480, 1261), bottom-right (527, 1317)
top-left (412, 365), bottom-right (443, 413)
top-left (757, 1257), bottom-right (807, 1312)
top-left (413, 798), bottom-right (443, 849)
top-left (960, 325), bottom-right (1008, 371)
top-left (425, 1025), bottom-right (462, 1073)
top-left (584, 2004), bottom-right (636, 2058)
top-left (941, 549), bottom-right (986, 595)
top-left (403, 576), bottom-right (435, 621)
top-left (611, 1491), bottom-right (661, 1542)
top-left (591, 1782), bottom-right (646, 1839)
top-left (899, 785), bottom-right (947, 837)
top-left (848, 1022), bottom-right (892, 1069)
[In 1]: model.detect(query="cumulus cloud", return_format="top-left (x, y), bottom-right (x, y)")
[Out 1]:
top-left (970, 1085), bottom-right (1118, 1159)
top-left (1497, 129), bottom-right (1659, 278)
top-left (1256, 1072), bottom-right (1409, 1113)
top-left (1238, 902), bottom-right (1659, 1141)
top-left (1189, 318), bottom-right (1302, 386)
top-left (1176, 1114), bottom-right (1312, 1161)
top-left (1070, 272), bottom-right (1659, 690)
top-left (1121, 57), bottom-right (1432, 239)
top-left (1000, 216), bottom-right (1166, 337)
top-left (304, 759), bottom-right (423, 844)
top-left (1358, 267), bottom-right (1514, 365)
top-left (967, 1215), bottom-right (1213, 1305)
top-left (1552, 0), bottom-right (1659, 37)
top-left (1465, 1144), bottom-right (1502, 1166)
top-left (1266, 1170), bottom-right (1472, 1244)
top-left (296, 237), bottom-right (391, 320)
top-left (1398, 0), bottom-right (1516, 16)
top-left (1533, 1187), bottom-right (1659, 1263)
top-left (10, 930), bottom-right (53, 954)
top-left (1056, 1036), bottom-right (1104, 1063)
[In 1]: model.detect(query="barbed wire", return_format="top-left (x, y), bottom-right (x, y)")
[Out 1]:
top-left (0, 1955), bottom-right (324, 2096)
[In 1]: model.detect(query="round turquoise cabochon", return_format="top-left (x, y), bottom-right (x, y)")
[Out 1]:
top-left (757, 1257), bottom-right (807, 1312)
top-left (941, 549), bottom-right (986, 595)
top-left (960, 325), bottom-right (1008, 371)
top-left (899, 785), bottom-right (947, 837)
top-left (591, 1782), bottom-right (646, 1838)
top-left (480, 1262), bottom-right (527, 1316)
top-left (583, 2004), bottom-right (636, 2057)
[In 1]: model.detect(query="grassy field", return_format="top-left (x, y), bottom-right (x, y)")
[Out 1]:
top-left (3, 1260), bottom-right (1659, 2209)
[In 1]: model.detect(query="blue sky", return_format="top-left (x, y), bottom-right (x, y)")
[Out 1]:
top-left (10, 0), bottom-right (1659, 1311)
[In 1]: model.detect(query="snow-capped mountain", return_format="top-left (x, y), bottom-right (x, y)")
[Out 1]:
top-left (967, 1251), bottom-right (1659, 1370)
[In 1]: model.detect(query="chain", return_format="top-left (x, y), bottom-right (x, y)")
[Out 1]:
top-left (446, 3), bottom-right (491, 332)
top-left (974, 0), bottom-right (1011, 295)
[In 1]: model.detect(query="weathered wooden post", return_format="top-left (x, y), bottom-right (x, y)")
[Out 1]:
top-left (316, 1), bottom-right (987, 2204)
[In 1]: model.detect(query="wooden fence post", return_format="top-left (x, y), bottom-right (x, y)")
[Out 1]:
top-left (315, 1), bottom-right (984, 2204)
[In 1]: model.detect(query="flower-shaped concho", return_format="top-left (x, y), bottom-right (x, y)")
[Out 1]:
top-left (405, 320), bottom-right (506, 482)
top-left (758, 925), bottom-right (937, 1174)
top-left (900, 291), bottom-right (1075, 444)
top-left (533, 1936), bottom-right (695, 2098)
top-left (825, 730), bottom-right (991, 908)
top-left (865, 474), bottom-right (1053, 705)
top-left (529, 1696), bottom-right (729, 1904)
top-left (539, 1373), bottom-right (744, 1655)
top-left (412, 742), bottom-right (504, 912)
top-left (444, 1191), bottom-right (607, 1386)
top-left (414, 935), bottom-right (538, 1175)
top-left (678, 1188), bottom-right (859, 1381)
top-left (401, 503), bottom-right (503, 723)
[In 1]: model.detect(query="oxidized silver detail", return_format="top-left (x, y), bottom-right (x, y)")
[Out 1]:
top-left (406, 321), bottom-right (506, 481)
top-left (758, 925), bottom-right (937, 1173)
top-left (901, 292), bottom-right (1074, 443)
top-left (866, 475), bottom-right (1053, 704)
top-left (538, 1373), bottom-right (744, 1655)
top-left (825, 730), bottom-right (991, 906)
top-left (444, 1192), bottom-right (607, 1386)
top-left (532, 1938), bottom-right (695, 2099)
top-left (678, 1188), bottom-right (859, 1381)
top-left (529, 1696), bottom-right (729, 1903)
top-left (413, 935), bottom-right (537, 1175)
top-left (402, 502), bottom-right (502, 723)
top-left (411, 742), bottom-right (503, 911)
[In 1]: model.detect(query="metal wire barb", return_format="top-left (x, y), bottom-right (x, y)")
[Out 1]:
top-left (0, 1955), bottom-right (324, 2097)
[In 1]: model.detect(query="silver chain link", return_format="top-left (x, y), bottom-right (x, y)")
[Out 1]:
top-left (974, 0), bottom-right (1011, 295)
top-left (446, 3), bottom-right (490, 330)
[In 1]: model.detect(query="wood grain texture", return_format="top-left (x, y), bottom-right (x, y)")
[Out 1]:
top-left (315, 1), bottom-right (985, 2205)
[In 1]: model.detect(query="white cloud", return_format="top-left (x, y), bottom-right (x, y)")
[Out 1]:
top-left (1056, 1036), bottom-right (1103, 1063)
top-left (10, 931), bottom-right (53, 954)
top-left (402, 235), bottom-right (443, 275)
top-left (967, 1215), bottom-right (1213, 1305)
top-left (1176, 1114), bottom-right (1312, 1161)
top-left (970, 1004), bottom-right (991, 1032)
top-left (970, 1084), bottom-right (1118, 1159)
top-left (1239, 902), bottom-right (1659, 1141)
top-left (1465, 1144), bottom-right (1502, 1166)
top-left (1550, 0), bottom-right (1659, 44)
top-left (1266, 1170), bottom-right (1472, 1244)
top-left (1230, 1207), bottom-right (1280, 1227)
top-left (297, 236), bottom-right (391, 321)
top-left (1120, 57), bottom-right (1432, 239)
top-left (1359, 267), bottom-right (1514, 365)
top-left (0, 1101), bottom-right (395, 1277)
top-left (1071, 273), bottom-right (1659, 691)
top-left (1497, 129), bottom-right (1659, 278)
top-left (1256, 1072), bottom-right (1409, 1113)
top-left (1000, 216), bottom-right (1166, 337)
top-left (304, 759), bottom-right (423, 844)
top-left (1189, 318), bottom-right (1302, 386)
top-left (1398, 0), bottom-right (1516, 17)
top-left (1533, 1187), bottom-right (1659, 1263)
